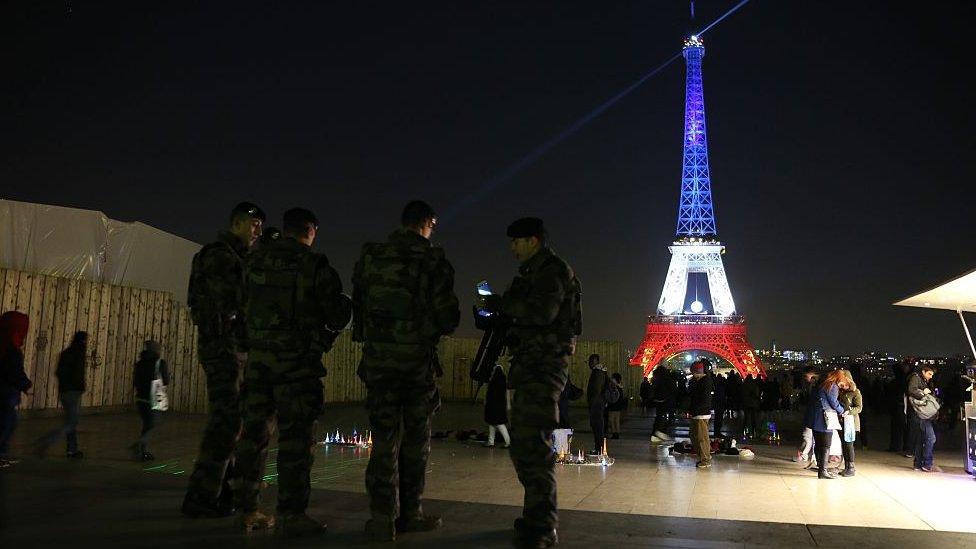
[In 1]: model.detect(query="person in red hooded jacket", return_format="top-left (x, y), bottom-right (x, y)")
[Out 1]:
top-left (0, 311), bottom-right (32, 467)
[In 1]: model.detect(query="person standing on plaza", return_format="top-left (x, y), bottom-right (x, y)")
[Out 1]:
top-left (838, 371), bottom-right (862, 477)
top-left (650, 366), bottom-right (677, 443)
top-left (183, 202), bottom-right (264, 518)
top-left (0, 311), bottom-right (32, 468)
top-left (132, 340), bottom-right (169, 461)
top-left (485, 364), bottom-right (510, 448)
top-left (688, 360), bottom-right (714, 469)
top-left (711, 371), bottom-right (727, 438)
top-left (36, 331), bottom-right (88, 458)
top-left (794, 367), bottom-right (819, 463)
top-left (481, 217), bottom-right (581, 549)
top-left (606, 373), bottom-right (626, 440)
top-left (236, 207), bottom-right (352, 536)
top-left (639, 375), bottom-right (652, 417)
top-left (908, 365), bottom-right (940, 473)
top-left (354, 201), bottom-right (459, 541)
top-left (740, 374), bottom-right (762, 438)
top-left (585, 354), bottom-right (608, 454)
top-left (889, 360), bottom-right (913, 455)
top-left (807, 370), bottom-right (849, 479)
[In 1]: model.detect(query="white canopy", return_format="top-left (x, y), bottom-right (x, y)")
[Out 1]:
top-left (894, 268), bottom-right (976, 313)
top-left (894, 267), bottom-right (976, 357)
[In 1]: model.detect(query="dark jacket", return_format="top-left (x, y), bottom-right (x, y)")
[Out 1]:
top-left (639, 379), bottom-right (652, 403)
top-left (484, 367), bottom-right (508, 426)
top-left (587, 368), bottom-right (607, 407)
top-left (906, 372), bottom-right (931, 400)
top-left (689, 374), bottom-right (714, 416)
top-left (741, 376), bottom-right (762, 409)
top-left (712, 374), bottom-right (727, 410)
top-left (607, 380), bottom-right (627, 412)
top-left (133, 350), bottom-right (170, 402)
top-left (56, 345), bottom-right (87, 393)
top-left (806, 383), bottom-right (845, 433)
top-left (0, 349), bottom-right (32, 406)
top-left (651, 368), bottom-right (677, 408)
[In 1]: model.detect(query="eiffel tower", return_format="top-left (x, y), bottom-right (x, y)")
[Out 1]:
top-left (630, 35), bottom-right (766, 379)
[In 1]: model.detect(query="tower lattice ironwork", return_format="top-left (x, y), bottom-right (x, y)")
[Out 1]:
top-left (630, 36), bottom-right (766, 380)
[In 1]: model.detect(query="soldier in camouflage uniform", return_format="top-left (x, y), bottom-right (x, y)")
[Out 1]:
top-left (483, 217), bottom-right (581, 549)
top-left (235, 207), bottom-right (352, 537)
top-left (353, 200), bottom-right (460, 541)
top-left (183, 202), bottom-right (264, 518)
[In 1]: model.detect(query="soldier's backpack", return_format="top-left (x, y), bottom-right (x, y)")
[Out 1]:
top-left (357, 242), bottom-right (440, 345)
top-left (186, 241), bottom-right (236, 326)
top-left (244, 242), bottom-right (323, 353)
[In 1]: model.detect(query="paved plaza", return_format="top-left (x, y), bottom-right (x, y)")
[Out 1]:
top-left (2, 404), bottom-right (975, 547)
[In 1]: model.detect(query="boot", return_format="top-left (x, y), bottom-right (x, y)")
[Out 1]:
top-left (182, 492), bottom-right (234, 519)
top-left (839, 465), bottom-right (855, 477)
top-left (395, 513), bottom-right (442, 533)
top-left (514, 518), bottom-right (558, 548)
top-left (240, 510), bottom-right (276, 532)
top-left (818, 470), bottom-right (836, 479)
top-left (365, 515), bottom-right (396, 542)
top-left (275, 513), bottom-right (326, 538)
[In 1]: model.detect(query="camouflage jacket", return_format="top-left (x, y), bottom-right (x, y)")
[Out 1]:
top-left (188, 230), bottom-right (248, 361)
top-left (244, 237), bottom-right (351, 381)
top-left (500, 248), bottom-right (581, 386)
top-left (352, 228), bottom-right (460, 387)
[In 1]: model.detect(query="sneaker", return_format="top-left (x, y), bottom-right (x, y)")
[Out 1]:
top-left (486, 443), bottom-right (496, 448)
top-left (650, 435), bottom-right (664, 444)
top-left (275, 513), bottom-right (325, 538)
top-left (240, 510), bottom-right (276, 532)
top-left (902, 453), bottom-right (914, 459)
top-left (501, 443), bottom-right (510, 449)
top-left (395, 513), bottom-right (442, 533)
top-left (921, 465), bottom-right (942, 473)
top-left (365, 516), bottom-right (396, 542)
top-left (792, 452), bottom-right (808, 463)
top-left (182, 493), bottom-right (235, 519)
top-left (66, 450), bottom-right (84, 459)
top-left (696, 461), bottom-right (712, 469)
top-left (818, 471), bottom-right (837, 480)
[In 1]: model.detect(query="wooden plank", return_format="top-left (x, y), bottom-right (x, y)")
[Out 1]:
top-left (93, 283), bottom-right (112, 407)
top-left (102, 285), bottom-right (123, 407)
top-left (113, 287), bottom-right (133, 407)
top-left (15, 271), bottom-right (34, 312)
top-left (173, 306), bottom-right (187, 411)
top-left (74, 280), bottom-right (92, 406)
top-left (38, 278), bottom-right (66, 409)
top-left (21, 274), bottom-right (46, 400)
top-left (1, 268), bottom-right (19, 312)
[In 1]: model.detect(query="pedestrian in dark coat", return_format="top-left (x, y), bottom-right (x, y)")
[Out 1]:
top-left (133, 340), bottom-right (169, 460)
top-left (586, 354), bottom-right (608, 454)
top-left (36, 331), bottom-right (88, 458)
top-left (741, 375), bottom-right (762, 437)
top-left (484, 365), bottom-right (510, 447)
top-left (0, 311), bottom-right (32, 467)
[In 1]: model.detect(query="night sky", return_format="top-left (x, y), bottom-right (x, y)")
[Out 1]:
top-left (4, 2), bottom-right (974, 358)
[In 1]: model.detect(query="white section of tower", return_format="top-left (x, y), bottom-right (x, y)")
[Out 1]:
top-left (656, 241), bottom-right (737, 317)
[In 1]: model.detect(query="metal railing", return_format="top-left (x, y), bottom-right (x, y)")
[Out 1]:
top-left (647, 314), bottom-right (746, 325)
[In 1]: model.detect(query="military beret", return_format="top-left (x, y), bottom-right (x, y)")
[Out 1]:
top-left (231, 201), bottom-right (266, 222)
top-left (506, 217), bottom-right (545, 239)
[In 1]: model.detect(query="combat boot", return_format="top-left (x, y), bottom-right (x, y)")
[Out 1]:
top-left (240, 510), bottom-right (276, 532)
top-left (395, 513), bottom-right (442, 533)
top-left (514, 518), bottom-right (558, 548)
top-left (275, 513), bottom-right (326, 538)
top-left (182, 493), bottom-right (234, 519)
top-left (365, 515), bottom-right (396, 542)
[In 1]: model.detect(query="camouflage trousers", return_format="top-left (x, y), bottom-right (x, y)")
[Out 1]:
top-left (510, 379), bottom-right (565, 532)
top-left (364, 383), bottom-right (435, 519)
top-left (236, 377), bottom-right (324, 514)
top-left (185, 356), bottom-right (244, 503)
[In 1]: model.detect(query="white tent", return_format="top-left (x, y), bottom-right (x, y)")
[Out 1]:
top-left (894, 267), bottom-right (976, 357)
top-left (0, 198), bottom-right (200, 301)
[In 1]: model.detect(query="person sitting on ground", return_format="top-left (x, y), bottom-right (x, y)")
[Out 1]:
top-left (133, 340), bottom-right (170, 461)
top-left (606, 373), bottom-right (626, 440)
top-left (484, 364), bottom-right (510, 448)
top-left (688, 359), bottom-right (714, 469)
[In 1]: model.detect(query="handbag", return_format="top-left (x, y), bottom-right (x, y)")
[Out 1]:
top-left (824, 409), bottom-right (841, 431)
top-left (150, 359), bottom-right (169, 412)
top-left (910, 394), bottom-right (940, 420)
top-left (842, 415), bottom-right (856, 443)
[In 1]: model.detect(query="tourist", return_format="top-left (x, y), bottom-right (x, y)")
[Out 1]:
top-left (132, 340), bottom-right (170, 461)
top-left (908, 365), bottom-right (940, 473)
top-left (484, 364), bottom-right (510, 448)
top-left (586, 353), bottom-right (608, 454)
top-left (740, 374), bottom-right (761, 438)
top-left (711, 371), bottom-right (727, 438)
top-left (838, 370), bottom-right (862, 477)
top-left (889, 360), bottom-right (913, 456)
top-left (0, 311), bottom-right (32, 468)
top-left (808, 369), bottom-right (849, 479)
top-left (639, 375), bottom-right (652, 417)
top-left (650, 366), bottom-right (677, 442)
top-left (36, 331), bottom-right (89, 459)
top-left (794, 367), bottom-right (819, 463)
top-left (688, 359), bottom-right (713, 469)
top-left (606, 373), bottom-right (626, 439)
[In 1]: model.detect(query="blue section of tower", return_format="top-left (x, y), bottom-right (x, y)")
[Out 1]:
top-left (675, 36), bottom-right (717, 237)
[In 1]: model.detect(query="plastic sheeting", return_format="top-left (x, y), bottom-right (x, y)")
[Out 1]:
top-left (0, 199), bottom-right (200, 301)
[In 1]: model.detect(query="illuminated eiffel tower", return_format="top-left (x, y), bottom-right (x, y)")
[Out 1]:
top-left (630, 35), bottom-right (765, 379)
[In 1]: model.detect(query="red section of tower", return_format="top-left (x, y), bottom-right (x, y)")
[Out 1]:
top-left (629, 316), bottom-right (765, 379)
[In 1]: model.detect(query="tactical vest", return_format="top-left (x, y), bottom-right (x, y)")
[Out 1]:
top-left (244, 242), bottom-right (322, 354)
top-left (358, 242), bottom-right (439, 345)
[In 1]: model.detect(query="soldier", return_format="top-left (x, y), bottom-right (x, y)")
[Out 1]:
top-left (234, 207), bottom-right (351, 537)
top-left (353, 200), bottom-right (460, 541)
top-left (182, 202), bottom-right (264, 518)
top-left (482, 217), bottom-right (581, 549)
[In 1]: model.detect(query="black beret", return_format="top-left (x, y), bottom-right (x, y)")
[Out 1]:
top-left (506, 217), bottom-right (545, 239)
top-left (231, 201), bottom-right (266, 222)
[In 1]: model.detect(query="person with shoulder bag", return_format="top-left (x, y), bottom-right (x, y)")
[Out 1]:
top-left (133, 340), bottom-right (169, 461)
top-left (908, 365), bottom-right (941, 472)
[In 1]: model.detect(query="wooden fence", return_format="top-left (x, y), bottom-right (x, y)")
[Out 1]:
top-left (1, 267), bottom-right (634, 413)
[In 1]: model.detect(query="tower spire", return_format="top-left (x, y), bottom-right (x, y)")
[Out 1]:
top-left (676, 35), bottom-right (717, 238)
